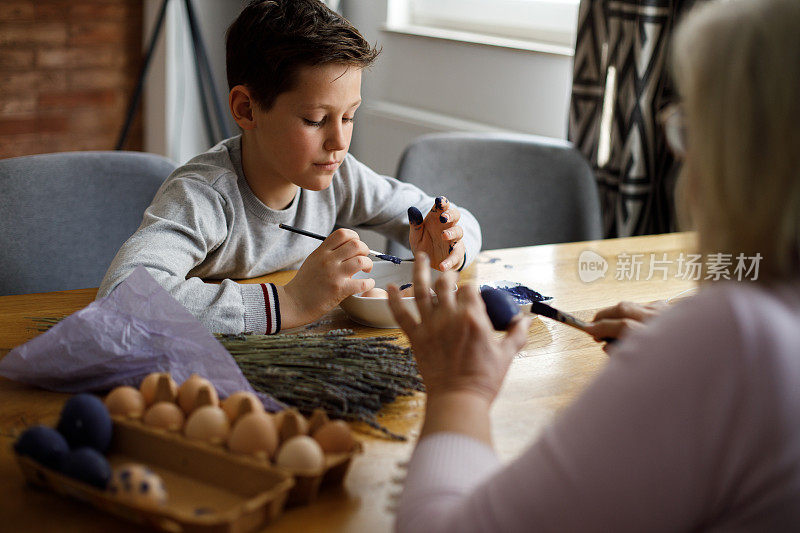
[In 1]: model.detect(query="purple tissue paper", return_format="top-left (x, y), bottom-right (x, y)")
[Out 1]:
top-left (0, 266), bottom-right (282, 411)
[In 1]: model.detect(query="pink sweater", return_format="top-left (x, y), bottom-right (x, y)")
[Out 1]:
top-left (397, 282), bottom-right (800, 532)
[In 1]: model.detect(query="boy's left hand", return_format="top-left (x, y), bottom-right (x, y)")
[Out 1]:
top-left (408, 196), bottom-right (466, 271)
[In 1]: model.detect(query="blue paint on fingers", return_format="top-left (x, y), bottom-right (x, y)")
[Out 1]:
top-left (408, 206), bottom-right (423, 225)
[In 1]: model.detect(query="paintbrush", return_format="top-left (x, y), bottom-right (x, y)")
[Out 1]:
top-left (278, 223), bottom-right (410, 264)
top-left (530, 300), bottom-right (616, 344)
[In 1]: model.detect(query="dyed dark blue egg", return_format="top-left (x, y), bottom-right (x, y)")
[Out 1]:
top-left (13, 425), bottom-right (69, 470)
top-left (61, 447), bottom-right (111, 489)
top-left (56, 394), bottom-right (113, 453)
top-left (480, 287), bottom-right (521, 331)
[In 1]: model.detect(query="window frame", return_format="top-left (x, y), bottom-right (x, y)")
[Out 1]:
top-left (400, 0), bottom-right (580, 50)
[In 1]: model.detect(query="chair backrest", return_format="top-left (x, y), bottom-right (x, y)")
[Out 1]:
top-left (0, 151), bottom-right (176, 295)
top-left (388, 132), bottom-right (602, 254)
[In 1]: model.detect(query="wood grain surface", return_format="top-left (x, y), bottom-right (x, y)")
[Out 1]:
top-left (0, 232), bottom-right (696, 532)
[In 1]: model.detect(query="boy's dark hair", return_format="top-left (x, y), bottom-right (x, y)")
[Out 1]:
top-left (226, 0), bottom-right (380, 110)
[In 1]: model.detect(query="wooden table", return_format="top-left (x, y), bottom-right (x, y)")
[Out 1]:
top-left (0, 232), bottom-right (696, 532)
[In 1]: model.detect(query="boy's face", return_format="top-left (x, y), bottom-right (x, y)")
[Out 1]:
top-left (249, 63), bottom-right (362, 192)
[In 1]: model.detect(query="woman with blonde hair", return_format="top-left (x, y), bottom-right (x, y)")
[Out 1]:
top-left (388, 0), bottom-right (800, 530)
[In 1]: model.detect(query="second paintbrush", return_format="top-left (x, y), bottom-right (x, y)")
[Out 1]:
top-left (530, 300), bottom-right (616, 344)
top-left (278, 223), bottom-right (410, 264)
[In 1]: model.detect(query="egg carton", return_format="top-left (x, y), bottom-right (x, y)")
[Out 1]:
top-left (112, 416), bottom-right (363, 506)
top-left (15, 418), bottom-right (293, 533)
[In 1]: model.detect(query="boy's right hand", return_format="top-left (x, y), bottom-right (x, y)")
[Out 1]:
top-left (276, 228), bottom-right (375, 328)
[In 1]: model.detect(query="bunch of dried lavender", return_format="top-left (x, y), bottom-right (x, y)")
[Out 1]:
top-left (217, 329), bottom-right (423, 440)
top-left (30, 318), bottom-right (422, 440)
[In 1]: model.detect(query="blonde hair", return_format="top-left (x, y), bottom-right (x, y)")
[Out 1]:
top-left (672, 0), bottom-right (800, 282)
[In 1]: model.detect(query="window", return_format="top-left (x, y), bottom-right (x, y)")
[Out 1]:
top-left (403, 0), bottom-right (580, 49)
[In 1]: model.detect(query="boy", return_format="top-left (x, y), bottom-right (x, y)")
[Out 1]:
top-left (98, 0), bottom-right (481, 334)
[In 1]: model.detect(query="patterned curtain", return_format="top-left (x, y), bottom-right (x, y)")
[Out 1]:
top-left (568, 0), bottom-right (697, 238)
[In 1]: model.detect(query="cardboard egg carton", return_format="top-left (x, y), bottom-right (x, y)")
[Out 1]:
top-left (126, 374), bottom-right (363, 505)
top-left (115, 411), bottom-right (362, 506)
top-left (15, 418), bottom-right (293, 533)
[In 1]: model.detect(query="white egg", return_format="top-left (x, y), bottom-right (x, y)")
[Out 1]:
top-left (361, 287), bottom-right (388, 298)
top-left (275, 436), bottom-right (325, 473)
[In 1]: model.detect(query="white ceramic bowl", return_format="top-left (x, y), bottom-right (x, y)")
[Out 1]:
top-left (339, 261), bottom-right (442, 328)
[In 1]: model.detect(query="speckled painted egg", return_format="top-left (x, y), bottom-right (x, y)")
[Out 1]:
top-left (184, 405), bottom-right (230, 444)
top-left (61, 447), bottom-right (112, 489)
top-left (13, 425), bottom-right (70, 470)
top-left (104, 386), bottom-right (146, 419)
top-left (143, 402), bottom-right (185, 431)
top-left (480, 287), bottom-right (521, 331)
top-left (56, 394), bottom-right (113, 453)
top-left (108, 463), bottom-right (168, 508)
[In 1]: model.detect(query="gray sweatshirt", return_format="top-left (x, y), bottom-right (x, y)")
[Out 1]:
top-left (98, 136), bottom-right (481, 334)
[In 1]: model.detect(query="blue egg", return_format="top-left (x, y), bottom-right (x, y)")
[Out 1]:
top-left (480, 287), bottom-right (521, 331)
top-left (61, 447), bottom-right (111, 489)
top-left (13, 425), bottom-right (70, 470)
top-left (56, 394), bottom-right (113, 453)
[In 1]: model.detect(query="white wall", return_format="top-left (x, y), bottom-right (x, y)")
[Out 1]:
top-left (343, 0), bottom-right (574, 176)
top-left (144, 0), bottom-right (241, 164)
top-left (145, 0), bottom-right (574, 172)
top-left (144, 0), bottom-right (573, 171)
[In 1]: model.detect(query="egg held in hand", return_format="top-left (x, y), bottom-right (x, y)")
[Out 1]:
top-left (480, 287), bottom-right (521, 331)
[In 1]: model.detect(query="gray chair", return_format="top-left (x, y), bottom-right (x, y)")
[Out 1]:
top-left (387, 132), bottom-right (602, 255)
top-left (0, 151), bottom-right (176, 295)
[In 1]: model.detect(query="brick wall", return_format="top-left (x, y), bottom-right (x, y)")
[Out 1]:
top-left (0, 0), bottom-right (144, 159)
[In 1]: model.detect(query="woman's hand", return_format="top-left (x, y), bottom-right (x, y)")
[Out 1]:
top-left (277, 228), bottom-right (374, 328)
top-left (408, 197), bottom-right (466, 272)
top-left (387, 253), bottom-right (529, 444)
top-left (583, 301), bottom-right (667, 345)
